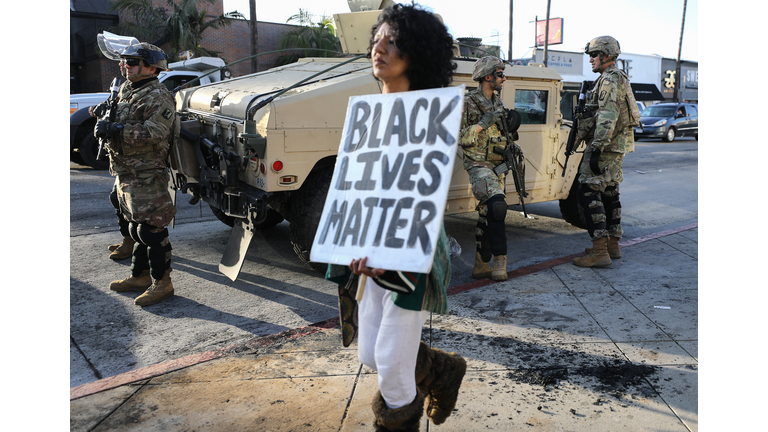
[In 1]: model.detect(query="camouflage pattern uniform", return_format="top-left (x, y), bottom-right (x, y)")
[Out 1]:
top-left (107, 77), bottom-right (179, 280)
top-left (459, 85), bottom-right (508, 262)
top-left (109, 79), bottom-right (178, 227)
top-left (578, 62), bottom-right (641, 241)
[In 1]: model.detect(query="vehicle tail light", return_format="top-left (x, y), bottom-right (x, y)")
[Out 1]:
top-left (272, 160), bottom-right (284, 172)
top-left (279, 175), bottom-right (297, 185)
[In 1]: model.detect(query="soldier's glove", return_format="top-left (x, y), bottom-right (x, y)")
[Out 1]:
top-left (90, 102), bottom-right (108, 118)
top-left (478, 110), bottom-right (504, 130)
top-left (95, 119), bottom-right (124, 138)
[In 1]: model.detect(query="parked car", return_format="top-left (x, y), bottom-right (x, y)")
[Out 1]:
top-left (634, 102), bottom-right (698, 142)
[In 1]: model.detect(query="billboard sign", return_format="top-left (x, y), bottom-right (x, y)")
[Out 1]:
top-left (536, 17), bottom-right (563, 46)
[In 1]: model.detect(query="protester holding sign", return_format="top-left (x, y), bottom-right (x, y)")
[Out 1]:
top-left (323, 4), bottom-right (466, 431)
top-left (459, 56), bottom-right (516, 281)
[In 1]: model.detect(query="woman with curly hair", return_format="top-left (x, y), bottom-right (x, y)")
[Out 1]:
top-left (367, 2), bottom-right (455, 92)
top-left (327, 3), bottom-right (465, 431)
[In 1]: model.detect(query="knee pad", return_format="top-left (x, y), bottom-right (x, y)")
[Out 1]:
top-left (486, 195), bottom-right (508, 222)
top-left (136, 223), bottom-right (169, 246)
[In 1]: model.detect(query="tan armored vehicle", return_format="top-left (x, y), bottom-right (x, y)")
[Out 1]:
top-left (172, 0), bottom-right (585, 280)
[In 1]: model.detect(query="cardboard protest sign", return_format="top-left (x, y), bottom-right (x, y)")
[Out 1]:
top-left (310, 85), bottom-right (464, 274)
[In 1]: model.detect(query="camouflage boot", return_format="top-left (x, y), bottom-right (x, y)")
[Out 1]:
top-left (491, 255), bottom-right (507, 281)
top-left (414, 342), bottom-right (467, 425)
top-left (135, 273), bottom-right (174, 306)
top-left (109, 237), bottom-right (135, 261)
top-left (109, 270), bottom-right (152, 292)
top-left (585, 236), bottom-right (621, 259)
top-left (471, 252), bottom-right (492, 279)
top-left (574, 237), bottom-right (612, 267)
top-left (372, 389), bottom-right (425, 432)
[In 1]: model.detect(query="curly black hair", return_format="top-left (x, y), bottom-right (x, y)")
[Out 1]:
top-left (366, 2), bottom-right (456, 91)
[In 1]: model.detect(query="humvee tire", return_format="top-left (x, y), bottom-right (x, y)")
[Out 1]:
top-left (289, 167), bottom-right (334, 272)
top-left (558, 176), bottom-right (587, 229)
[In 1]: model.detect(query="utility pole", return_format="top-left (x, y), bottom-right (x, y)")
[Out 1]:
top-left (543, 0), bottom-right (551, 66)
top-left (508, 1), bottom-right (513, 61)
top-left (250, 0), bottom-right (259, 73)
top-left (673, 0), bottom-right (687, 102)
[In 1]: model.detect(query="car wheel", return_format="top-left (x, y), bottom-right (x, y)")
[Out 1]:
top-left (663, 127), bottom-right (676, 142)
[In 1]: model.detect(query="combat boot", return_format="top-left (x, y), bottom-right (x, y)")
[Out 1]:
top-left (585, 236), bottom-right (621, 259)
top-left (109, 237), bottom-right (135, 261)
top-left (109, 270), bottom-right (152, 292)
top-left (471, 251), bottom-right (492, 279)
top-left (491, 255), bottom-right (507, 281)
top-left (574, 237), bottom-right (612, 267)
top-left (135, 273), bottom-right (174, 306)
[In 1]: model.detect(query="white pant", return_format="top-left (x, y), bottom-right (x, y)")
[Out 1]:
top-left (358, 278), bottom-right (431, 409)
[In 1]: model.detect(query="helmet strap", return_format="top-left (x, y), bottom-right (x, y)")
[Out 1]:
top-left (486, 74), bottom-right (502, 93)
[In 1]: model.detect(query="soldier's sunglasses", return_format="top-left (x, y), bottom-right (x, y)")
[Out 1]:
top-left (495, 71), bottom-right (505, 78)
top-left (123, 58), bottom-right (145, 67)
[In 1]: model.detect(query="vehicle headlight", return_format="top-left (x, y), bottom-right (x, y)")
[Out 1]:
top-left (70, 103), bottom-right (78, 115)
top-left (652, 119), bottom-right (667, 127)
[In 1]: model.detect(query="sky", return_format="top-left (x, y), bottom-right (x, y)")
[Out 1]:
top-left (223, 0), bottom-right (698, 62)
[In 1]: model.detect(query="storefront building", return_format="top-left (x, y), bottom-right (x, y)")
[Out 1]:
top-left (660, 58), bottom-right (698, 103)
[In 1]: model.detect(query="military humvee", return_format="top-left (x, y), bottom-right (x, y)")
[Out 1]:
top-left (171, 1), bottom-right (585, 280)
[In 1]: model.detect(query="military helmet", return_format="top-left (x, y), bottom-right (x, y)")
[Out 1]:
top-left (472, 56), bottom-right (505, 81)
top-left (120, 42), bottom-right (168, 70)
top-left (584, 36), bottom-right (620, 59)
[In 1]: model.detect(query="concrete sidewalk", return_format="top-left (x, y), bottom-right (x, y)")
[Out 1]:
top-left (71, 225), bottom-right (698, 432)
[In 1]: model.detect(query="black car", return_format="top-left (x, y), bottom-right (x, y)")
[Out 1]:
top-left (634, 103), bottom-right (698, 142)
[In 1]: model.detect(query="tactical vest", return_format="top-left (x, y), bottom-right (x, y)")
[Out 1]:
top-left (462, 89), bottom-right (506, 164)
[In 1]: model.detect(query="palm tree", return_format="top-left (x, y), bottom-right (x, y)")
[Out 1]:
top-left (276, 9), bottom-right (341, 66)
top-left (109, 0), bottom-right (245, 61)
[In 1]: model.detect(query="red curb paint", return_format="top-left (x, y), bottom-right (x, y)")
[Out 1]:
top-left (71, 223), bottom-right (697, 400)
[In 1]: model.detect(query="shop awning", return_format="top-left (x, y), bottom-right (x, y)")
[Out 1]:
top-left (631, 83), bottom-right (664, 101)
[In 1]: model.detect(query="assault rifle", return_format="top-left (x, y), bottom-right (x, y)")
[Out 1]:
top-left (562, 80), bottom-right (590, 177)
top-left (492, 108), bottom-right (528, 218)
top-left (96, 77), bottom-right (121, 161)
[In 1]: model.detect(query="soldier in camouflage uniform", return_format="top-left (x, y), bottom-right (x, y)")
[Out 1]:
top-left (459, 56), bottom-right (517, 281)
top-left (91, 61), bottom-right (135, 261)
top-left (94, 42), bottom-right (180, 306)
top-left (573, 36), bottom-right (641, 267)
